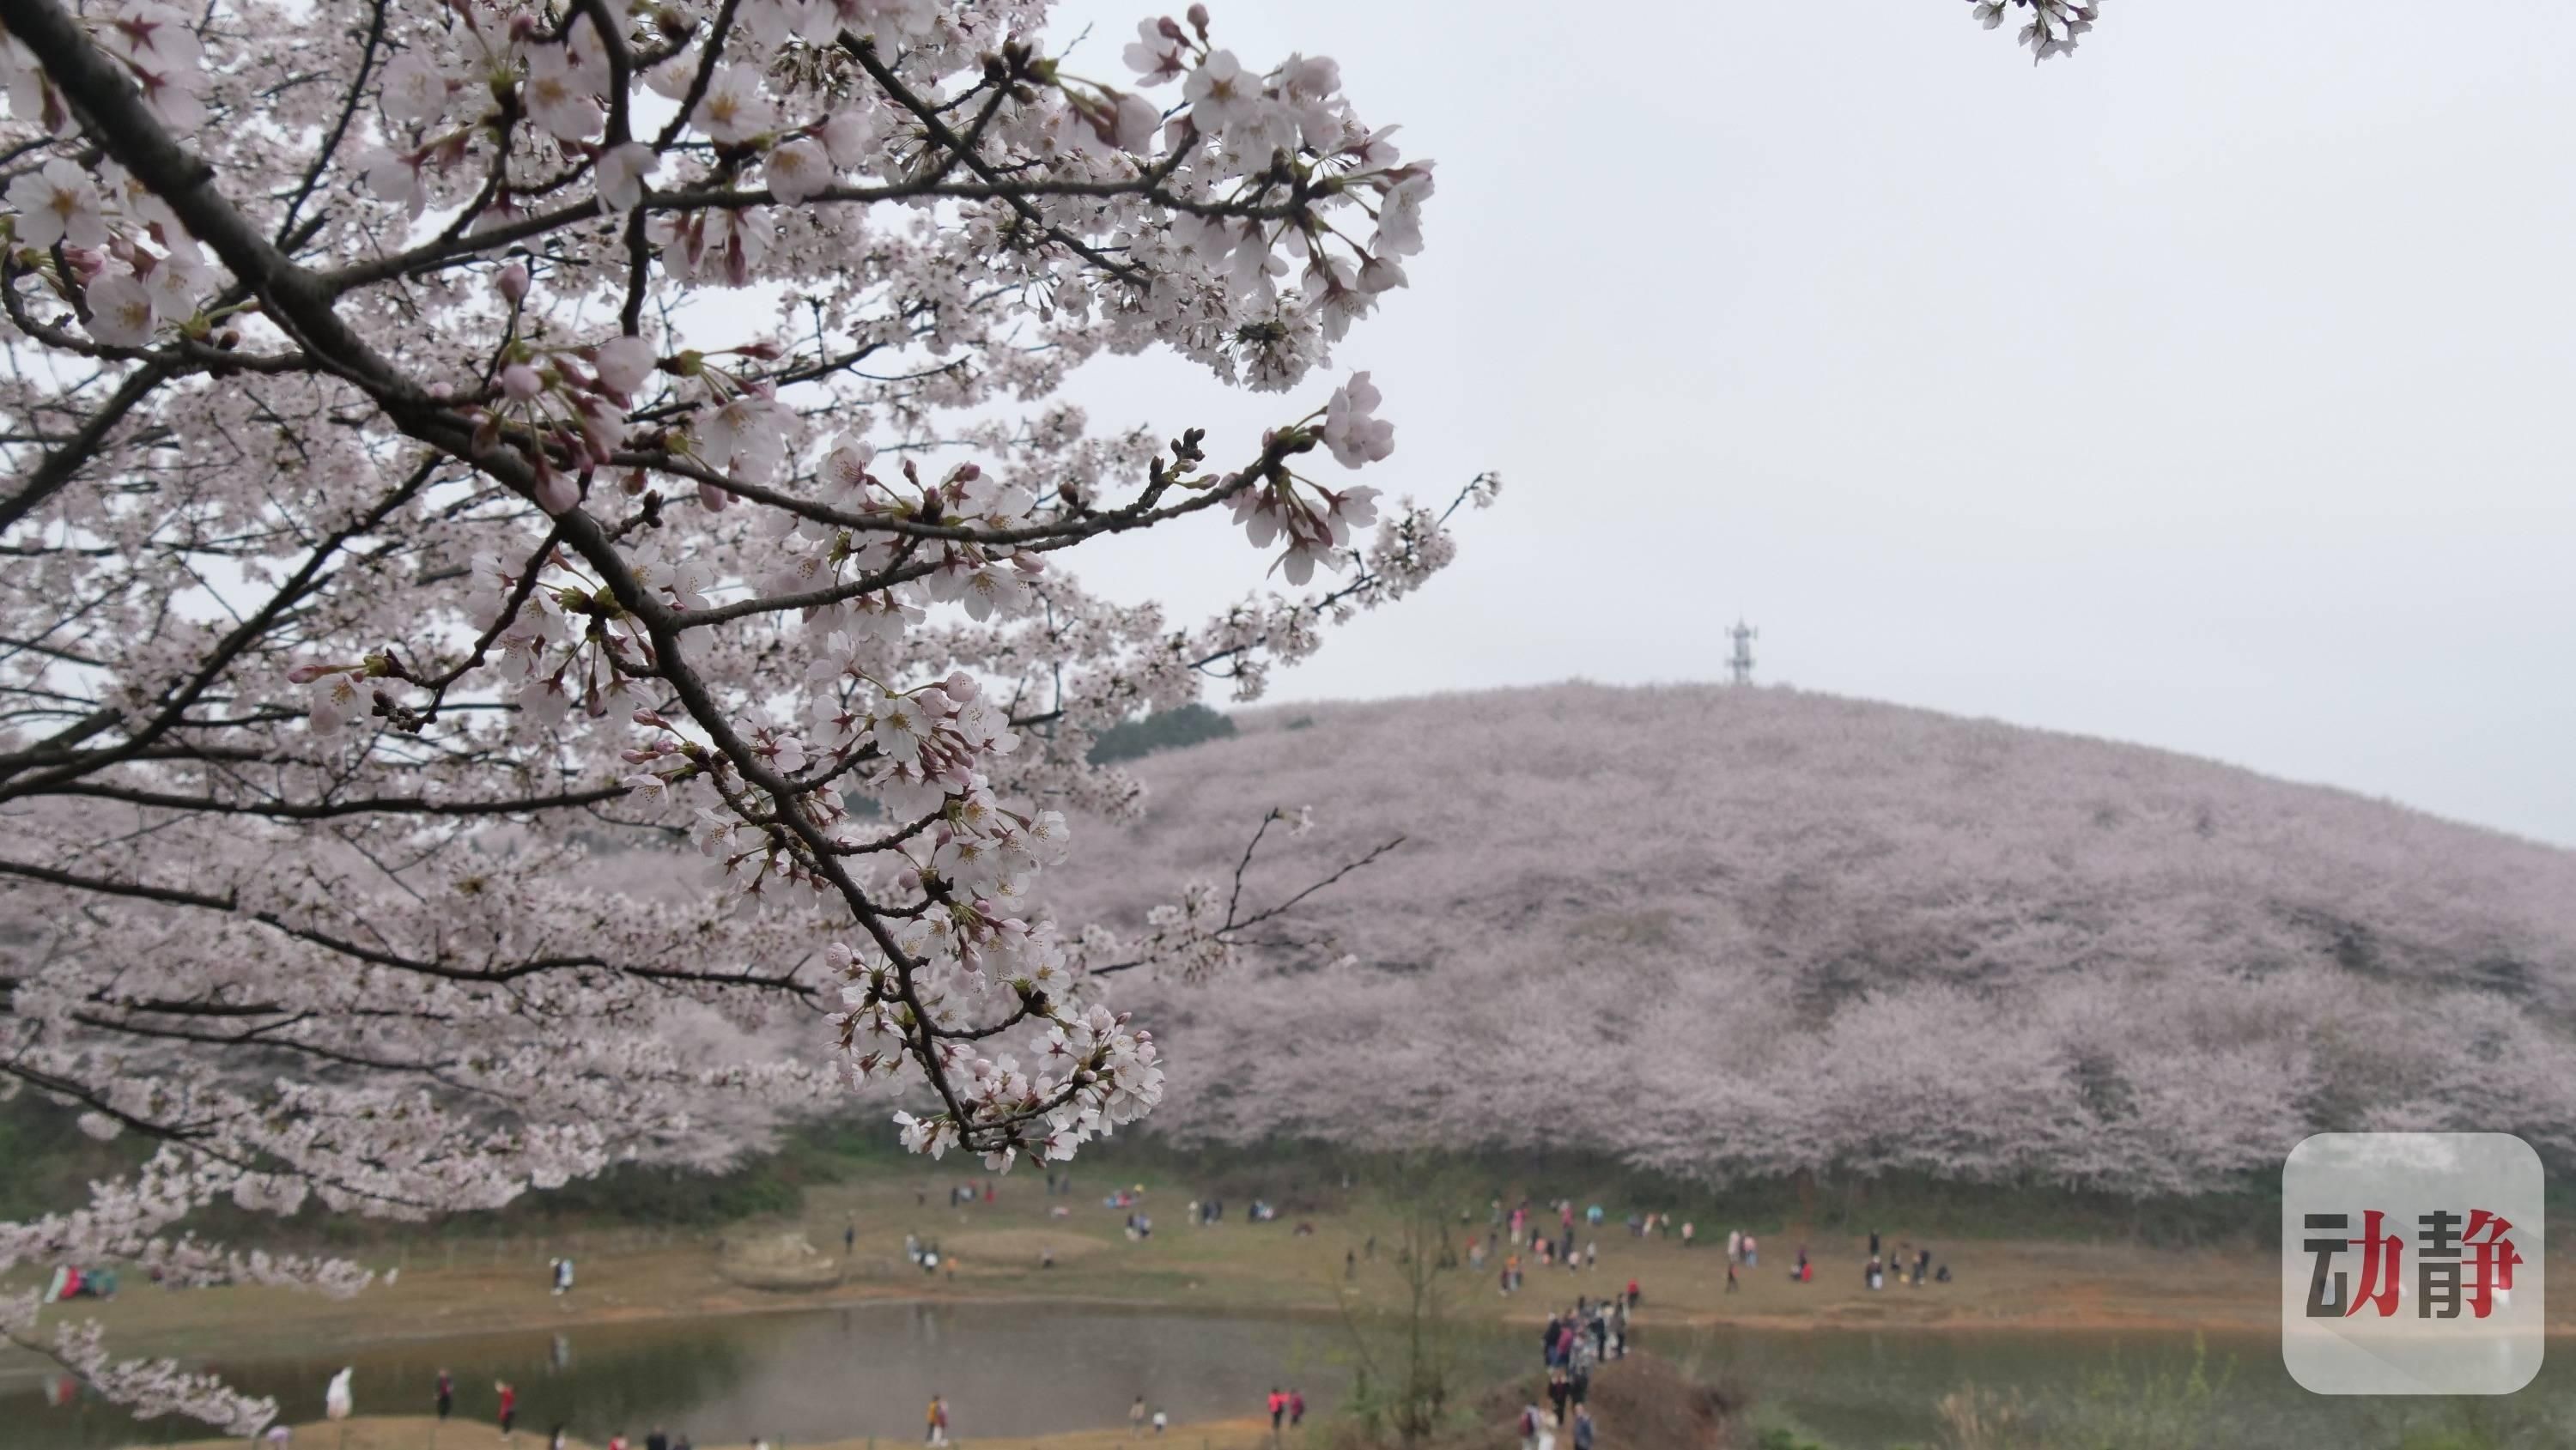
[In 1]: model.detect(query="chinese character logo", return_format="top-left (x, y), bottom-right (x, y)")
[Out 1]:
top-left (2302, 1208), bottom-right (2523, 1321)
top-left (2283, 1134), bottom-right (2543, 1394)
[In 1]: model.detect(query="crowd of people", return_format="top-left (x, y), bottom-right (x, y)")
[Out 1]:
top-left (1475, 1199), bottom-right (1639, 1295)
top-left (1860, 1227), bottom-right (1952, 1290)
top-left (1484, 1198), bottom-right (1640, 1450)
top-left (1520, 1298), bottom-right (1615, 1450)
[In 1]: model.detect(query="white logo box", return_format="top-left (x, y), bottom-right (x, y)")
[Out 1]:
top-left (2281, 1132), bottom-right (2544, 1395)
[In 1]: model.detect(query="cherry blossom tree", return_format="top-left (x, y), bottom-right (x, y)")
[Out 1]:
top-left (1047, 684), bottom-right (2576, 1204)
top-left (0, 0), bottom-right (1510, 1428)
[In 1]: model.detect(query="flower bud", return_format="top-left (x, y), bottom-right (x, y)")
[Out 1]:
top-left (497, 262), bottom-right (532, 305)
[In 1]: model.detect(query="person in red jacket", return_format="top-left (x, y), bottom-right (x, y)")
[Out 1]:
top-left (1267, 1387), bottom-right (1285, 1432)
top-left (496, 1381), bottom-right (518, 1440)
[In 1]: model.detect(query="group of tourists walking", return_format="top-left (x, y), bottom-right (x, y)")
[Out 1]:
top-left (1519, 1293), bottom-right (1625, 1448)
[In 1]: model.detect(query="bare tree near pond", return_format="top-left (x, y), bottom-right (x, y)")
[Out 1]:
top-left (0, 0), bottom-right (1504, 1425)
top-left (1330, 1157), bottom-right (1476, 1449)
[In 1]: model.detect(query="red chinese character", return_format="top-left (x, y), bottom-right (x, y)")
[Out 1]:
top-left (2462, 1210), bottom-right (2522, 1320)
top-left (2347, 1209), bottom-right (2403, 1319)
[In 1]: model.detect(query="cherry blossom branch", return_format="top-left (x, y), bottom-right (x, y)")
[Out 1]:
top-left (0, 0), bottom-right (1499, 1422)
top-left (1084, 810), bottom-right (1403, 980)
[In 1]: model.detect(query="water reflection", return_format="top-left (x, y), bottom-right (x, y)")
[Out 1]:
top-left (1, 1302), bottom-right (1359, 1449)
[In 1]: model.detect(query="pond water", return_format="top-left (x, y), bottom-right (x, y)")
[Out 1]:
top-left (1, 1302), bottom-right (1389, 1449)
top-left (7, 1302), bottom-right (2576, 1449)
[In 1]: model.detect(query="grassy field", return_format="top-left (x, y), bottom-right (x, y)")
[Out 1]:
top-left (29, 1144), bottom-right (2576, 1375)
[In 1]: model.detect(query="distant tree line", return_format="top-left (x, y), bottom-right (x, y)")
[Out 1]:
top-left (1088, 704), bottom-right (1241, 765)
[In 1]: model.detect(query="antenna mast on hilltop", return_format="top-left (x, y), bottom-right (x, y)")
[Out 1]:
top-left (1726, 619), bottom-right (1759, 686)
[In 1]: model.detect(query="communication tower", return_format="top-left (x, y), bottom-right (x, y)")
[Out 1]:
top-left (1726, 619), bottom-right (1758, 685)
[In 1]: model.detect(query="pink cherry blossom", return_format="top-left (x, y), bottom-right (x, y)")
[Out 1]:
top-left (693, 65), bottom-right (777, 146)
top-left (1322, 371), bottom-right (1395, 469)
top-left (764, 137), bottom-right (834, 205)
top-left (82, 270), bottom-right (155, 346)
top-left (597, 141), bottom-right (658, 212)
top-left (522, 44), bottom-right (600, 143)
top-left (1124, 17), bottom-right (1189, 83)
top-left (378, 49), bottom-right (447, 128)
top-left (6, 155), bottom-right (106, 247)
top-left (594, 335), bottom-right (657, 396)
top-left (1182, 50), bottom-right (1251, 133)
top-left (359, 146), bottom-right (426, 216)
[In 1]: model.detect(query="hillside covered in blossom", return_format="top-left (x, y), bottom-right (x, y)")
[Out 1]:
top-left (1047, 684), bottom-right (2576, 1198)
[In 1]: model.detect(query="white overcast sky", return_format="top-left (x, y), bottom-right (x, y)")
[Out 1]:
top-left (1027, 2), bottom-right (2576, 847)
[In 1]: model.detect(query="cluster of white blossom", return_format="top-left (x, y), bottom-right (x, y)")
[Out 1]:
top-left (1966, 0), bottom-right (2104, 62)
top-left (0, 0), bottom-right (1492, 1422)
